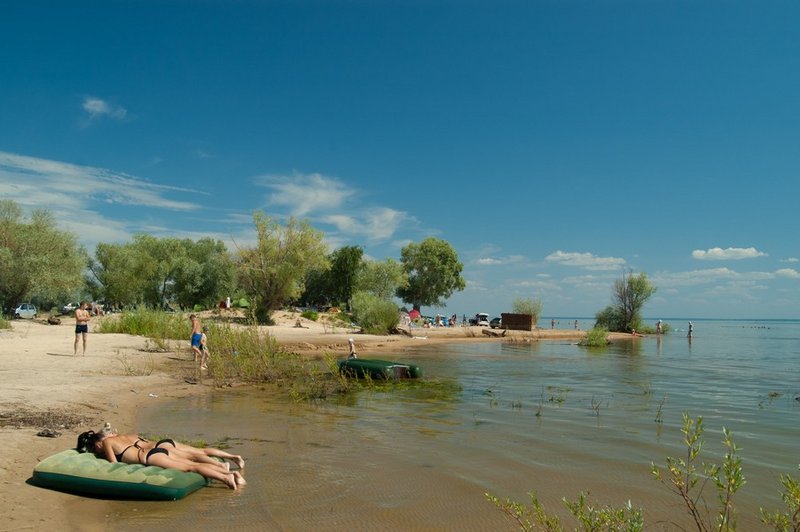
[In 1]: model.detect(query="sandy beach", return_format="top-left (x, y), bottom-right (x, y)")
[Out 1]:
top-left (0, 311), bottom-right (608, 530)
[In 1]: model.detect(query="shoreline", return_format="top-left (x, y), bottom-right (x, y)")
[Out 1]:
top-left (0, 312), bottom-right (632, 529)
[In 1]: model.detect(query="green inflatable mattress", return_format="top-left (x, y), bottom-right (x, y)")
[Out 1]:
top-left (32, 449), bottom-right (207, 500)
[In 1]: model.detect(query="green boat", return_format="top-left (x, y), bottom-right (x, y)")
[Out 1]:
top-left (337, 358), bottom-right (422, 380)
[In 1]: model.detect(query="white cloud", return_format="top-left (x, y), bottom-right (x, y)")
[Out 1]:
top-left (775, 268), bottom-right (800, 279)
top-left (0, 151), bottom-right (200, 212)
top-left (545, 250), bottom-right (625, 271)
top-left (475, 255), bottom-right (525, 266)
top-left (782, 257), bottom-right (799, 263)
top-left (82, 96), bottom-right (127, 120)
top-left (324, 207), bottom-right (410, 242)
top-left (258, 172), bottom-right (353, 216)
top-left (691, 247), bottom-right (767, 260)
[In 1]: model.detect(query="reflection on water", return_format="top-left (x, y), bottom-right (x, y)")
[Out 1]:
top-left (114, 320), bottom-right (800, 530)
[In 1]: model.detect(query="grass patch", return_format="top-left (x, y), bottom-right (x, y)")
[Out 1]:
top-left (578, 326), bottom-right (609, 347)
top-left (0, 316), bottom-right (10, 329)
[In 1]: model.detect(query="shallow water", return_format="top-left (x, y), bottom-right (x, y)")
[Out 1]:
top-left (112, 319), bottom-right (800, 530)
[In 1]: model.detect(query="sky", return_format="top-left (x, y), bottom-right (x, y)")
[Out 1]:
top-left (1, 0), bottom-right (799, 320)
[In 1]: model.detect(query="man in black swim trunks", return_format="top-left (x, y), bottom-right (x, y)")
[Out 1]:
top-left (74, 301), bottom-right (91, 356)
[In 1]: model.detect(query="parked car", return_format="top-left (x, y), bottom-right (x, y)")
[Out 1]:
top-left (469, 312), bottom-right (490, 326)
top-left (14, 303), bottom-right (37, 319)
top-left (61, 302), bottom-right (79, 314)
top-left (490, 317), bottom-right (502, 329)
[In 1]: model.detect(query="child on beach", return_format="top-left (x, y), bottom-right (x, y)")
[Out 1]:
top-left (189, 314), bottom-right (202, 362)
top-left (200, 326), bottom-right (210, 370)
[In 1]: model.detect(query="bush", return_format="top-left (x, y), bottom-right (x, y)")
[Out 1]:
top-left (512, 298), bottom-right (542, 326)
top-left (97, 308), bottom-right (188, 340)
top-left (301, 310), bottom-right (319, 321)
top-left (351, 291), bottom-right (399, 335)
top-left (594, 305), bottom-right (628, 332)
top-left (0, 316), bottom-right (9, 329)
top-left (579, 326), bottom-right (609, 347)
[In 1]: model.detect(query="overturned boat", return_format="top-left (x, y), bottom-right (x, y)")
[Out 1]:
top-left (337, 358), bottom-right (422, 380)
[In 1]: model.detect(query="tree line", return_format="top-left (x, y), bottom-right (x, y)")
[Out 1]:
top-left (1, 198), bottom-right (657, 332)
top-left (0, 200), bottom-right (466, 325)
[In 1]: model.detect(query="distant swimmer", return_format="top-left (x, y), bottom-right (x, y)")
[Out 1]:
top-left (687, 321), bottom-right (693, 338)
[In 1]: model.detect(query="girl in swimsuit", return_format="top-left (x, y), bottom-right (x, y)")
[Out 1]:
top-left (77, 429), bottom-right (245, 489)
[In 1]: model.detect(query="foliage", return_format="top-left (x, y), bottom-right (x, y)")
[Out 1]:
top-left (579, 326), bottom-right (609, 347)
top-left (89, 235), bottom-right (234, 309)
top-left (237, 212), bottom-right (328, 323)
top-left (300, 245), bottom-right (363, 309)
top-left (0, 200), bottom-right (87, 313)
top-left (396, 237), bottom-right (465, 311)
top-left (512, 298), bottom-right (543, 325)
top-left (596, 270), bottom-right (656, 333)
top-left (96, 309), bottom-right (189, 343)
top-left (486, 490), bottom-right (643, 531)
top-left (301, 310), bottom-right (319, 321)
top-left (651, 413), bottom-right (745, 531)
top-left (0, 315), bottom-right (9, 329)
top-left (760, 467), bottom-right (800, 531)
top-left (355, 258), bottom-right (408, 300)
top-left (351, 290), bottom-right (400, 334)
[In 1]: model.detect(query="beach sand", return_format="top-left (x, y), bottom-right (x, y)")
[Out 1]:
top-left (0, 311), bottom-right (615, 530)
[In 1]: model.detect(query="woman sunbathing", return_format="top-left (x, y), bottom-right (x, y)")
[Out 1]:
top-left (76, 426), bottom-right (245, 489)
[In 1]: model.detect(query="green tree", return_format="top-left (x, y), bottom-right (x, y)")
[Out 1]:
top-left (327, 245), bottom-right (363, 308)
top-left (595, 270), bottom-right (657, 332)
top-left (89, 242), bottom-right (149, 307)
top-left (237, 212), bottom-right (328, 323)
top-left (351, 290), bottom-right (400, 334)
top-left (0, 200), bottom-right (86, 313)
top-left (355, 258), bottom-right (408, 300)
top-left (396, 237), bottom-right (465, 312)
top-left (172, 238), bottom-right (235, 309)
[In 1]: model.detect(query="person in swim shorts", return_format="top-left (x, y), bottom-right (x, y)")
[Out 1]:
top-left (77, 426), bottom-right (246, 489)
top-left (189, 313), bottom-right (203, 362)
top-left (74, 301), bottom-right (91, 356)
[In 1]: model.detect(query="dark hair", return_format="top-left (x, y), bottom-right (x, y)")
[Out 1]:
top-left (76, 430), bottom-right (102, 453)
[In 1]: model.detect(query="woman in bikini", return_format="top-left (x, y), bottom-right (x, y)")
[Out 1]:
top-left (76, 428), bottom-right (245, 489)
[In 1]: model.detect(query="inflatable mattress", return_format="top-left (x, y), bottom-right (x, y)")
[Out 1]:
top-left (32, 449), bottom-right (207, 500)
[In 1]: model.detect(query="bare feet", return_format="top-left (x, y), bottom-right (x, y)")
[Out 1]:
top-left (234, 471), bottom-right (247, 486)
top-left (223, 473), bottom-right (238, 490)
top-left (233, 456), bottom-right (245, 470)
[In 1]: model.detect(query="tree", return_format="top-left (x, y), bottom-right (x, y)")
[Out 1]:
top-left (396, 237), bottom-right (465, 312)
top-left (89, 236), bottom-right (235, 310)
top-left (327, 245), bottom-right (363, 308)
top-left (0, 200), bottom-right (86, 313)
top-left (300, 245), bottom-right (363, 309)
top-left (595, 270), bottom-right (657, 332)
top-left (237, 212), bottom-right (328, 323)
top-left (173, 238), bottom-right (235, 309)
top-left (355, 258), bottom-right (408, 301)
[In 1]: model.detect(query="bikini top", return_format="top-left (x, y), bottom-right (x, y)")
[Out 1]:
top-left (115, 437), bottom-right (147, 462)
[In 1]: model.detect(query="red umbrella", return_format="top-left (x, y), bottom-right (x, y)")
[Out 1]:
top-left (409, 309), bottom-right (420, 320)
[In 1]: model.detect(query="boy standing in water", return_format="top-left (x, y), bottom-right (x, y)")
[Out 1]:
top-left (189, 314), bottom-right (202, 362)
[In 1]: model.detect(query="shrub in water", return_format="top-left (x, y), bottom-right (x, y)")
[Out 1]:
top-left (579, 326), bottom-right (609, 347)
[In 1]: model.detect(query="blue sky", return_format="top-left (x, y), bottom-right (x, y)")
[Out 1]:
top-left (2, 1), bottom-right (798, 320)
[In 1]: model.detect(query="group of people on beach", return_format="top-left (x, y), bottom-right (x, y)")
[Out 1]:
top-left (77, 423), bottom-right (245, 489)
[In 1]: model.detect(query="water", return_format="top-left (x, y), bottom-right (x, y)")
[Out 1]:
top-left (113, 319), bottom-right (800, 530)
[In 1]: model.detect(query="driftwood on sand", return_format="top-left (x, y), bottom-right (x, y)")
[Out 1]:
top-left (482, 328), bottom-right (507, 337)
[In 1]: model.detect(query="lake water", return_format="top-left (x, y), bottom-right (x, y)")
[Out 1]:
top-left (112, 319), bottom-right (800, 530)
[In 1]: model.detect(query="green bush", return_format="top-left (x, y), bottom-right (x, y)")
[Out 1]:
top-left (579, 326), bottom-right (609, 347)
top-left (351, 291), bottom-right (399, 335)
top-left (512, 298), bottom-right (543, 326)
top-left (96, 309), bottom-right (188, 340)
top-left (0, 316), bottom-right (9, 329)
top-left (301, 310), bottom-right (319, 321)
